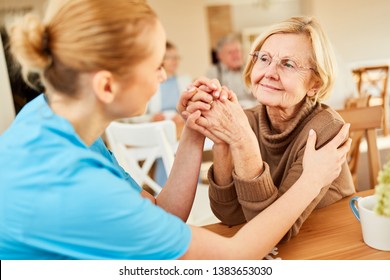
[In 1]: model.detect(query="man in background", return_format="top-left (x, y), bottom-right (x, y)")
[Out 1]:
top-left (206, 33), bottom-right (257, 108)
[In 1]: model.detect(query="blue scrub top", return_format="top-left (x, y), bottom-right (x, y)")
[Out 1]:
top-left (0, 94), bottom-right (191, 260)
top-left (160, 76), bottom-right (181, 112)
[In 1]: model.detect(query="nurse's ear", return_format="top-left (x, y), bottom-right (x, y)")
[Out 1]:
top-left (92, 70), bottom-right (117, 104)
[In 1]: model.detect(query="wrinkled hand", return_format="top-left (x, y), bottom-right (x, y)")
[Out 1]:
top-left (177, 77), bottom-right (237, 119)
top-left (302, 123), bottom-right (351, 188)
top-left (177, 77), bottom-right (221, 118)
top-left (186, 96), bottom-right (251, 146)
top-left (185, 85), bottom-right (237, 116)
top-left (177, 77), bottom-right (240, 144)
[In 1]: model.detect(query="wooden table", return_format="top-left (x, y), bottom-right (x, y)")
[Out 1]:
top-left (203, 189), bottom-right (390, 259)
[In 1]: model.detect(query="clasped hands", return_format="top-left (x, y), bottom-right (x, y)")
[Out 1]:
top-left (177, 77), bottom-right (250, 146)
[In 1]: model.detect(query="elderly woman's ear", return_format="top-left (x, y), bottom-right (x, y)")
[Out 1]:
top-left (307, 78), bottom-right (322, 97)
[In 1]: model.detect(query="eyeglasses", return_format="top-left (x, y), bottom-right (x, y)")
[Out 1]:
top-left (250, 51), bottom-right (317, 75)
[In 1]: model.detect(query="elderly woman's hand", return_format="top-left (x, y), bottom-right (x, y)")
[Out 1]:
top-left (177, 77), bottom-right (236, 119)
top-left (182, 85), bottom-right (236, 143)
top-left (189, 96), bottom-right (254, 147)
top-left (190, 93), bottom-right (264, 181)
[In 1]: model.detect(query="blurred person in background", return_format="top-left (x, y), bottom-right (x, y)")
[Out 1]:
top-left (148, 41), bottom-right (192, 187)
top-left (206, 33), bottom-right (257, 108)
top-left (148, 41), bottom-right (191, 124)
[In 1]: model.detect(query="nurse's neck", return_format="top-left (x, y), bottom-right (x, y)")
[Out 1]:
top-left (47, 90), bottom-right (109, 147)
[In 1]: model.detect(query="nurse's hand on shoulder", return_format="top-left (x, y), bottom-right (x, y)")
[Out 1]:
top-left (302, 123), bottom-right (351, 188)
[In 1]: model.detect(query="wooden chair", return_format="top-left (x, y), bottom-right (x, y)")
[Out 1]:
top-left (352, 65), bottom-right (389, 135)
top-left (343, 95), bottom-right (371, 188)
top-left (337, 105), bottom-right (383, 190)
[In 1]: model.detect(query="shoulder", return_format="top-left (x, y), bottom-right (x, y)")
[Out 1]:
top-left (311, 104), bottom-right (344, 124)
top-left (305, 104), bottom-right (345, 148)
top-left (309, 104), bottom-right (344, 131)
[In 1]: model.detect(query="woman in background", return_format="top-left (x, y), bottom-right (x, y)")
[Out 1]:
top-left (149, 41), bottom-right (192, 123)
top-left (148, 41), bottom-right (192, 186)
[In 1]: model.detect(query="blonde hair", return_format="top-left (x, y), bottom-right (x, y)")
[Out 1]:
top-left (8, 0), bottom-right (157, 95)
top-left (243, 16), bottom-right (337, 102)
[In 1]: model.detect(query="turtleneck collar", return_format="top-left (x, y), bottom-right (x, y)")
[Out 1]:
top-left (259, 97), bottom-right (320, 148)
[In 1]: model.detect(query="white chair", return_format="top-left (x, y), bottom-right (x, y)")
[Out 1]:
top-left (105, 119), bottom-right (220, 226)
top-left (105, 120), bottom-right (177, 195)
top-left (187, 183), bottom-right (220, 226)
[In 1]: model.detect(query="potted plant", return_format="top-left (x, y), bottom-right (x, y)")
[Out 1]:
top-left (375, 161), bottom-right (390, 217)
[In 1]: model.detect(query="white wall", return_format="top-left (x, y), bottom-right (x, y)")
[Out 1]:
top-left (307, 0), bottom-right (390, 108)
top-left (0, 0), bottom-right (46, 24)
top-left (0, 35), bottom-right (15, 133)
top-left (0, 0), bottom-right (43, 8)
top-left (231, 0), bottom-right (302, 32)
top-left (310, 0), bottom-right (390, 66)
top-left (148, 0), bottom-right (210, 79)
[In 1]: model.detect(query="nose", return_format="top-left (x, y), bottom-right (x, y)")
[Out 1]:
top-left (264, 59), bottom-right (279, 79)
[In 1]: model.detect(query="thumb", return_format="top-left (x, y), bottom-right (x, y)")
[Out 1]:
top-left (305, 129), bottom-right (317, 151)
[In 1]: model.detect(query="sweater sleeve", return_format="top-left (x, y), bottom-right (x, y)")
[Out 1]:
top-left (208, 162), bottom-right (279, 225)
top-left (208, 165), bottom-right (246, 225)
top-left (232, 162), bottom-right (279, 219)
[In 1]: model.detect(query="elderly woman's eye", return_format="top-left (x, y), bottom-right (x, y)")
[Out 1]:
top-left (260, 55), bottom-right (270, 63)
top-left (282, 60), bottom-right (297, 69)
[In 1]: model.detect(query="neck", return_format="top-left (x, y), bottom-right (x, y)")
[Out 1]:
top-left (266, 101), bottom-right (305, 133)
top-left (48, 91), bottom-right (110, 146)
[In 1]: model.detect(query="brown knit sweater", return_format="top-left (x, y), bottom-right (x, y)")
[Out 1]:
top-left (208, 98), bottom-right (355, 241)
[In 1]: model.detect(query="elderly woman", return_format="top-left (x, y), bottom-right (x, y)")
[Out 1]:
top-left (186, 16), bottom-right (355, 241)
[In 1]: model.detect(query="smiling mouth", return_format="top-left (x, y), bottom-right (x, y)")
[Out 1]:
top-left (258, 82), bottom-right (282, 91)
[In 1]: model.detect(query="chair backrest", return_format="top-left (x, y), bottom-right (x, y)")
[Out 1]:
top-left (352, 65), bottom-right (389, 136)
top-left (343, 95), bottom-right (371, 188)
top-left (105, 119), bottom-right (221, 226)
top-left (337, 105), bottom-right (383, 190)
top-left (352, 65), bottom-right (389, 98)
top-left (345, 94), bottom-right (371, 109)
top-left (105, 120), bottom-right (177, 195)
